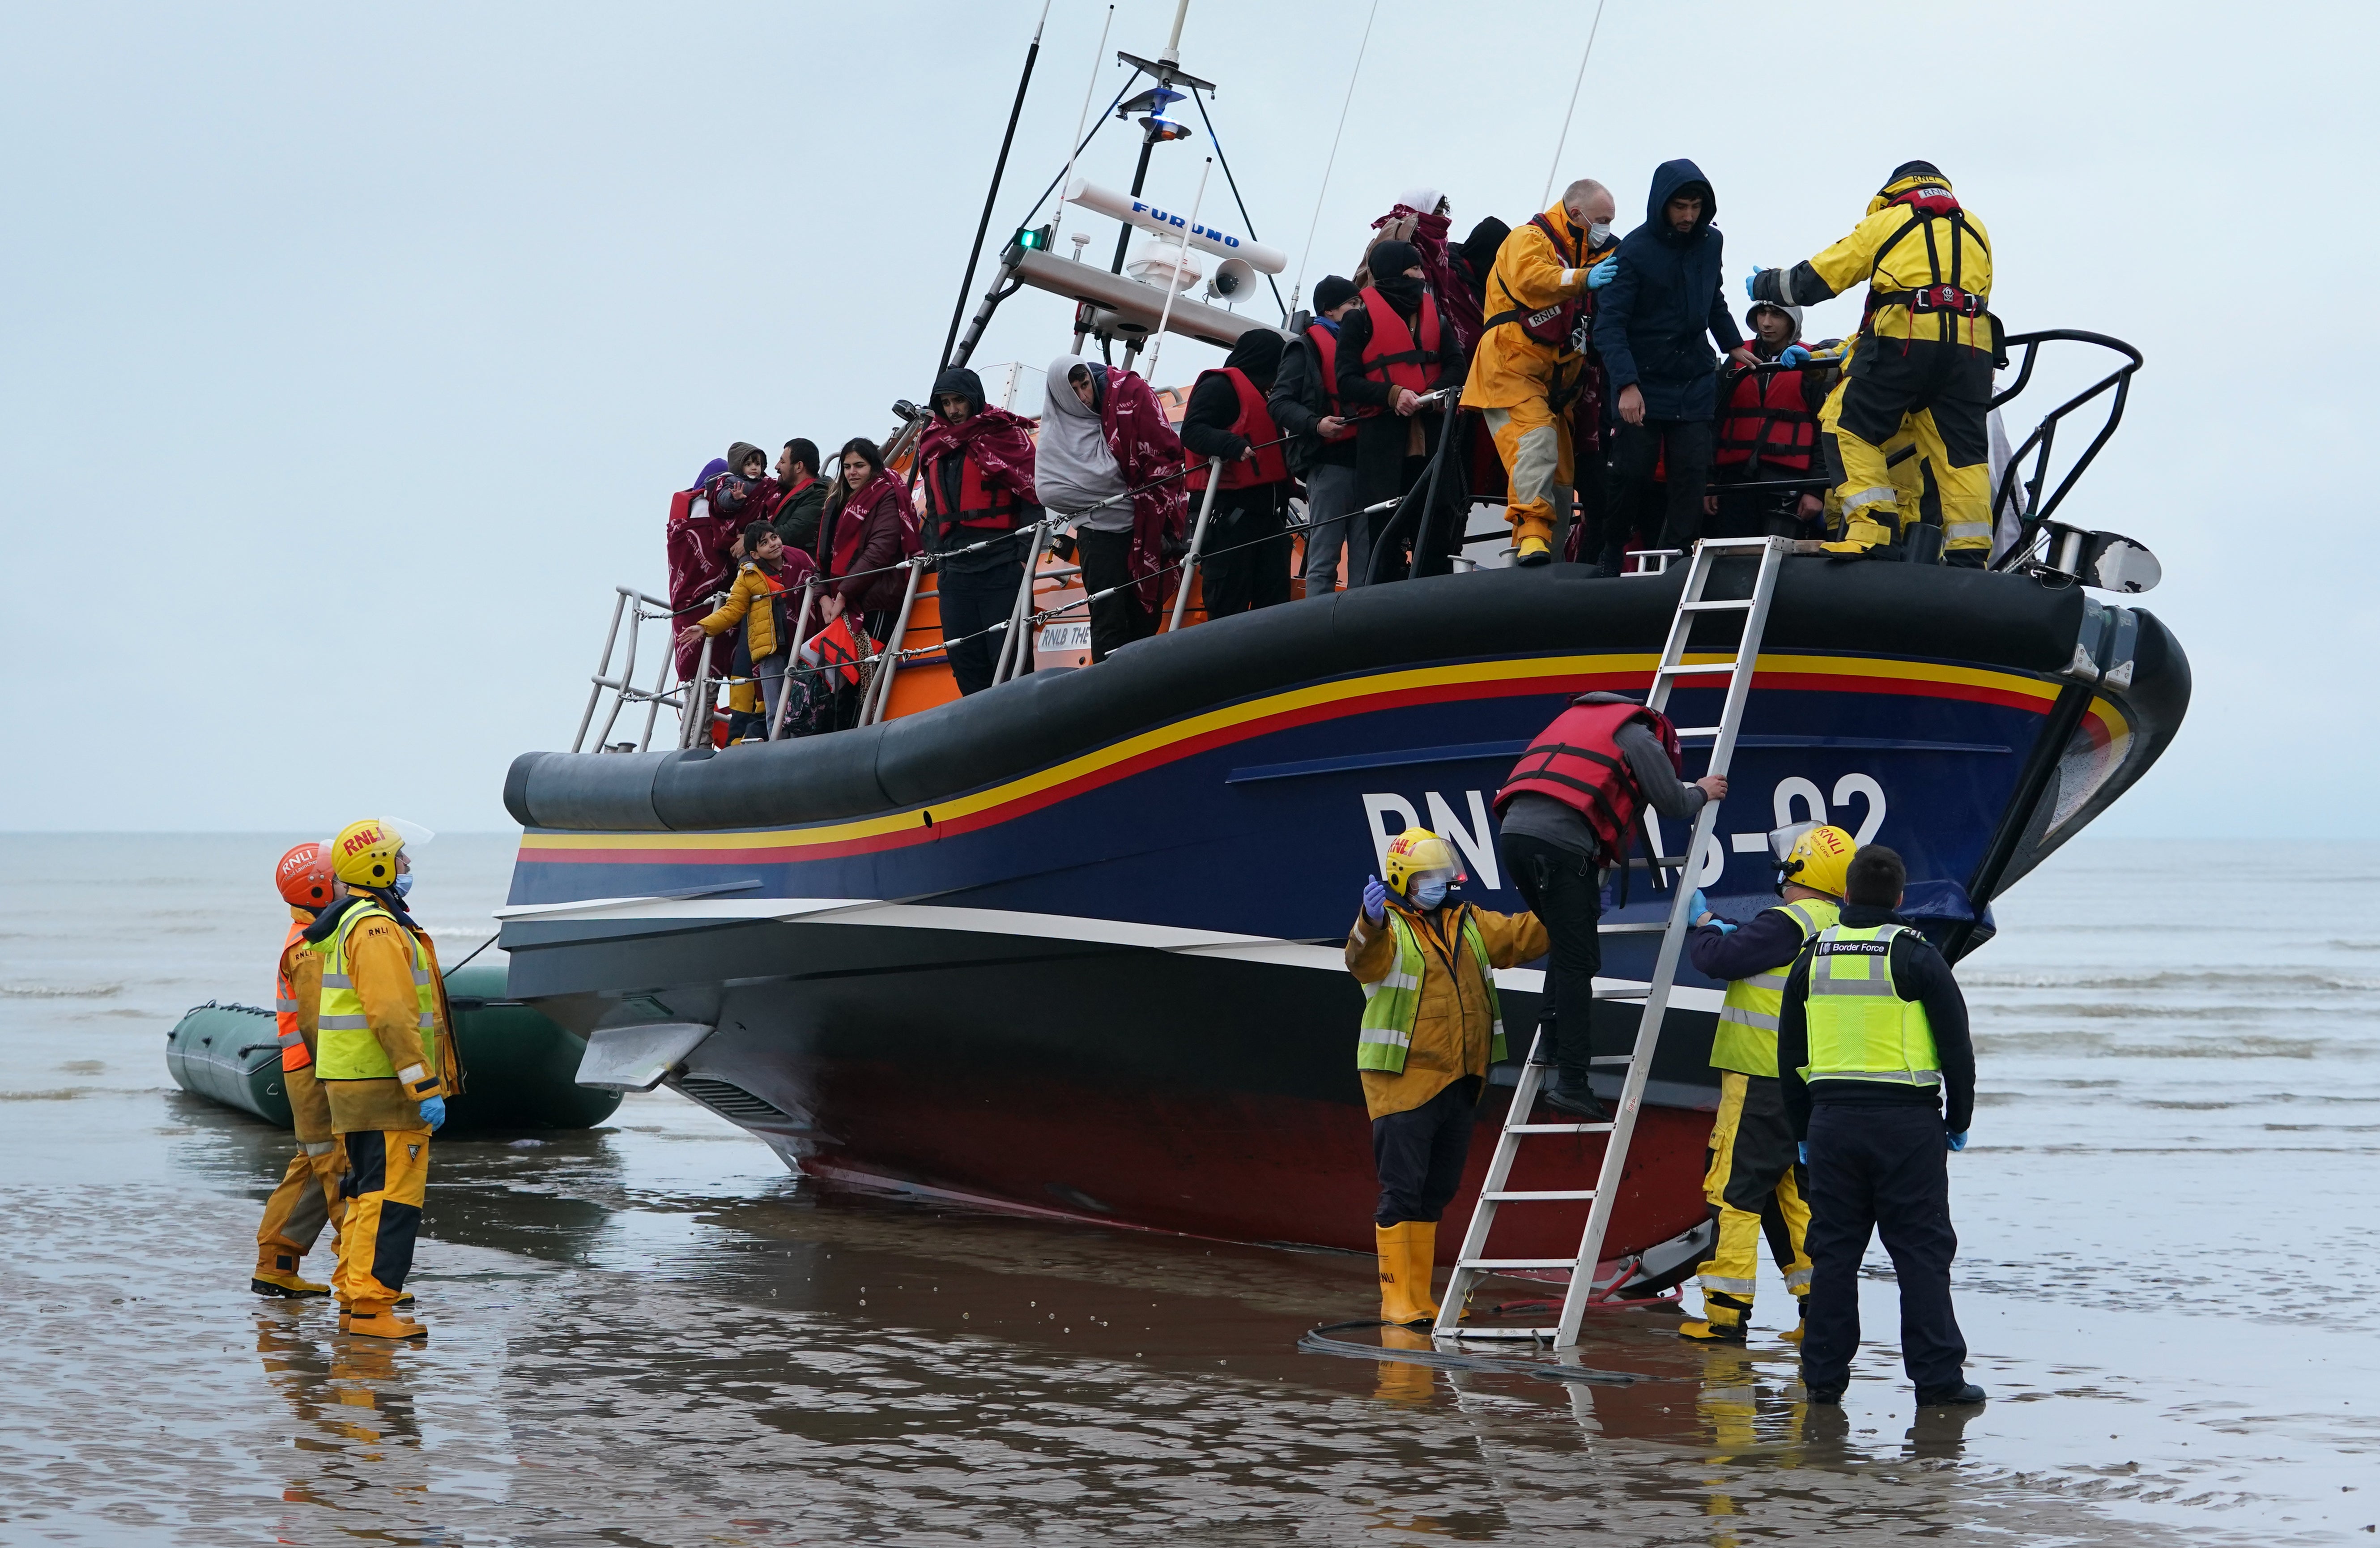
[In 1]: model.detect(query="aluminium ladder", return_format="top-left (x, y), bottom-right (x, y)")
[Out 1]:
top-left (1435, 534), bottom-right (1792, 1348)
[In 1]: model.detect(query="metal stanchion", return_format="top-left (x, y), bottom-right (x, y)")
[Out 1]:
top-left (768, 578), bottom-right (820, 741)
top-left (859, 561), bottom-right (927, 727)
top-left (991, 521), bottom-right (1048, 687)
top-left (1167, 457), bottom-right (1227, 632)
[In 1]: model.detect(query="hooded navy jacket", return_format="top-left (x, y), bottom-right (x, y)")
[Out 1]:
top-left (1592, 158), bottom-right (1745, 422)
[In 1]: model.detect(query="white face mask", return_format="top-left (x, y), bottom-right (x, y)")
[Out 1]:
top-left (1588, 220), bottom-right (1613, 246)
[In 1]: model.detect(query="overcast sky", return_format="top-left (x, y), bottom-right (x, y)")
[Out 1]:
top-left (1, 1), bottom-right (2368, 836)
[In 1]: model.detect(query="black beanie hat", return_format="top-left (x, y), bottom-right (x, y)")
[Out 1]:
top-left (1313, 274), bottom-right (1357, 312)
top-left (1886, 159), bottom-right (1946, 188)
top-left (1368, 239), bottom-right (1423, 279)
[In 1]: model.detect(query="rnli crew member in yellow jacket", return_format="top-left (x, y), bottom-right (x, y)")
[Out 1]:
top-left (1347, 827), bottom-right (1549, 1325)
top-left (1673, 823), bottom-right (1856, 1344)
top-left (1748, 162), bottom-right (1998, 564)
top-left (1778, 844), bottom-right (1984, 1407)
top-left (250, 842), bottom-right (345, 1297)
top-left (1460, 178), bottom-right (1620, 568)
top-left (306, 818), bottom-right (461, 1341)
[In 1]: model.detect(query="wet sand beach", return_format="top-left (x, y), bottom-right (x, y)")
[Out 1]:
top-left (3, 834), bottom-right (2373, 1544)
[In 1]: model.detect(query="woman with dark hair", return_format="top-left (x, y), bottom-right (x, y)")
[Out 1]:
top-left (818, 437), bottom-right (919, 640)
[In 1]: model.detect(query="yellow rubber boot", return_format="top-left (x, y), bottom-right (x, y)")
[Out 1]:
top-left (1376, 1223), bottom-right (1433, 1326)
top-left (251, 1267), bottom-right (332, 1298)
top-left (1515, 534), bottom-right (1554, 567)
top-left (1819, 513), bottom-right (1897, 556)
top-left (1782, 1294), bottom-right (1808, 1344)
top-left (1679, 1293), bottom-right (1750, 1344)
top-left (341, 1301), bottom-right (427, 1341)
top-left (1405, 1222), bottom-right (1442, 1322)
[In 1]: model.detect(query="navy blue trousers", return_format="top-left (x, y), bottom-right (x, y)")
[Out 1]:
top-left (1802, 1102), bottom-right (1969, 1394)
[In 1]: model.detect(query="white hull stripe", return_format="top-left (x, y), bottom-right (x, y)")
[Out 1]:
top-left (495, 892), bottom-right (1727, 1014)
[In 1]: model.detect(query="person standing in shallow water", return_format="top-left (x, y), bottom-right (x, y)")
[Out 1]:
top-left (1777, 843), bottom-right (1984, 1407)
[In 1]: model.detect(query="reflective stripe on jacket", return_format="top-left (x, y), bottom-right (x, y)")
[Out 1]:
top-left (1711, 898), bottom-right (1840, 1077)
top-left (317, 900), bottom-right (441, 1089)
top-left (1357, 910), bottom-right (1506, 1073)
top-left (1798, 922), bottom-right (1941, 1087)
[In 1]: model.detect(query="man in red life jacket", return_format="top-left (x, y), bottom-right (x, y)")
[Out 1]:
top-left (1461, 178), bottom-right (1621, 568)
top-left (1180, 328), bottom-right (1294, 618)
top-left (1706, 300), bottom-right (1833, 539)
top-left (918, 366), bottom-right (1041, 694)
top-left (250, 843), bottom-right (347, 1298)
top-left (1335, 240), bottom-right (1470, 582)
top-left (1269, 276), bottom-right (1366, 595)
top-left (1496, 692), bottom-right (1729, 1117)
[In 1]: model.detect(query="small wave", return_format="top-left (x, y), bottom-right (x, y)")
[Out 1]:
top-left (0, 1088), bottom-right (94, 1101)
top-left (1972, 1030), bottom-right (2333, 1059)
top-left (0, 983), bottom-right (123, 1000)
top-left (1962, 969), bottom-right (2380, 992)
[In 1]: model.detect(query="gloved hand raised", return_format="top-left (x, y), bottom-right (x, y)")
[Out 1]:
top-left (418, 1096), bottom-right (447, 1133)
top-left (1797, 1141), bottom-right (1809, 1166)
top-left (1362, 875), bottom-right (1387, 926)
top-left (1689, 888), bottom-right (1734, 931)
top-left (1743, 266), bottom-right (1771, 300)
top-left (1780, 344), bottom-right (1811, 367)
top-left (1946, 1130), bottom-right (1968, 1152)
top-left (1585, 256), bottom-right (1619, 290)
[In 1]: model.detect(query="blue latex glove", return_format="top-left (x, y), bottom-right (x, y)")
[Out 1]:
top-left (418, 1096), bottom-right (447, 1133)
top-left (1780, 344), bottom-right (1811, 367)
top-left (1362, 875), bottom-right (1387, 926)
top-left (1946, 1130), bottom-right (1968, 1152)
top-left (1689, 888), bottom-right (1736, 933)
top-left (1797, 1141), bottom-right (1810, 1166)
top-left (1585, 256), bottom-right (1619, 290)
top-left (1743, 267), bottom-right (1768, 300)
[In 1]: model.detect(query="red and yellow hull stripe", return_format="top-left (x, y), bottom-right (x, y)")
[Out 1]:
top-left (520, 651), bottom-right (2122, 867)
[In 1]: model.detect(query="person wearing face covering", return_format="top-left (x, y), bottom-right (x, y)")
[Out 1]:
top-left (1034, 355), bottom-right (1187, 661)
top-left (1346, 827), bottom-right (1548, 1325)
top-left (1367, 188), bottom-right (1484, 352)
top-left (1596, 159), bottom-right (1759, 555)
top-left (916, 365), bottom-right (1040, 694)
top-left (1335, 239), bottom-right (1470, 582)
top-left (1179, 328), bottom-right (1293, 619)
top-left (1462, 178), bottom-right (1622, 567)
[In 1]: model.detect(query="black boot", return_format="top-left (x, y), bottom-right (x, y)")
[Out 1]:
top-left (1914, 1382), bottom-right (1988, 1407)
top-left (1540, 1068), bottom-right (1609, 1122)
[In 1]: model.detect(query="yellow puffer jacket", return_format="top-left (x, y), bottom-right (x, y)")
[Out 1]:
top-left (1460, 204), bottom-right (1615, 410)
top-left (1780, 172), bottom-right (1994, 352)
top-left (1346, 899), bottom-right (1548, 1120)
top-left (695, 561), bottom-right (789, 661)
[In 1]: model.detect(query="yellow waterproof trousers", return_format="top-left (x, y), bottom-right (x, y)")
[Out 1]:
top-left (254, 1139), bottom-right (345, 1279)
top-left (1694, 1072), bottom-right (1812, 1330)
top-left (1482, 400), bottom-right (1572, 550)
top-left (335, 1127), bottom-right (429, 1313)
top-left (1821, 339), bottom-right (1994, 558)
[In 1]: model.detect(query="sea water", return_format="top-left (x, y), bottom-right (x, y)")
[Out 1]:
top-left (0, 833), bottom-right (2372, 1544)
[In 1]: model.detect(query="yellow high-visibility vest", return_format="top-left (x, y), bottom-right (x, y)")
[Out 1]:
top-left (1357, 910), bottom-right (1506, 1073)
top-left (1710, 898), bottom-right (1840, 1078)
top-left (1798, 922), bottom-right (1939, 1088)
top-left (315, 899), bottom-right (440, 1084)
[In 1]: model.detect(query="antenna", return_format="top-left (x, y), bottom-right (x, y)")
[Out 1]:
top-left (1292, 0), bottom-right (1377, 310)
top-left (1541, 0), bottom-right (1609, 209)
top-left (1057, 5), bottom-right (1115, 235)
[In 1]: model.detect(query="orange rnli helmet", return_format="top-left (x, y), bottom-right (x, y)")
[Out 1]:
top-left (275, 842), bottom-right (335, 909)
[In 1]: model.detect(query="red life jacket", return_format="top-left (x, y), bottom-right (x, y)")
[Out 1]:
top-left (1493, 699), bottom-right (1684, 865)
top-left (922, 448), bottom-right (1022, 533)
top-left (1483, 213), bottom-right (1588, 348)
top-left (1355, 286), bottom-right (1444, 411)
top-left (1303, 324), bottom-right (1357, 442)
top-left (1715, 348), bottom-right (1818, 473)
top-left (1186, 367), bottom-right (1290, 490)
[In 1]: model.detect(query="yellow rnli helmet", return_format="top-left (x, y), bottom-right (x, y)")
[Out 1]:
top-left (329, 817), bottom-right (434, 888)
top-left (1769, 822), bottom-right (1856, 899)
top-left (1383, 827), bottom-right (1461, 897)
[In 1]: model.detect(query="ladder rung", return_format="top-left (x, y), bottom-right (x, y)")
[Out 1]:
top-left (1677, 599), bottom-right (1754, 612)
top-left (1656, 662), bottom-right (1737, 676)
top-left (1481, 1189), bottom-right (1599, 1201)
top-left (1672, 726), bottom-right (1724, 738)
top-left (1588, 1054), bottom-right (1634, 1064)
top-left (1459, 1258), bottom-right (1583, 1270)
top-left (1502, 1122), bottom-right (1614, 1134)
top-left (1596, 922), bottom-right (1667, 934)
top-left (1437, 1326), bottom-right (1553, 1340)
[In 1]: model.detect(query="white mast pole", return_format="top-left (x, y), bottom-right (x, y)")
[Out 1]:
top-left (1140, 156), bottom-right (1211, 384)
